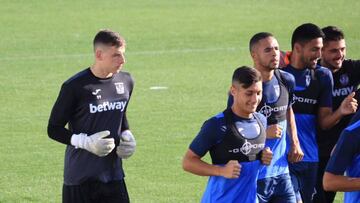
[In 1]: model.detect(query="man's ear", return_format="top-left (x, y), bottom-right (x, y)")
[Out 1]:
top-left (95, 49), bottom-right (102, 60)
top-left (230, 85), bottom-right (237, 96)
top-left (294, 43), bottom-right (302, 54)
top-left (250, 50), bottom-right (257, 60)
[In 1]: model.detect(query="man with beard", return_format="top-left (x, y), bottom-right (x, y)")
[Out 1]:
top-left (314, 25), bottom-right (360, 203)
top-left (282, 23), bottom-right (357, 203)
top-left (249, 32), bottom-right (303, 203)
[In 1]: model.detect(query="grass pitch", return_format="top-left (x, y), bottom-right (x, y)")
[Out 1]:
top-left (1, 0), bottom-right (359, 202)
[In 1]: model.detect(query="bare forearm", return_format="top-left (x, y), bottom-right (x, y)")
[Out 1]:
top-left (323, 172), bottom-right (360, 192)
top-left (318, 107), bottom-right (343, 130)
top-left (183, 155), bottom-right (221, 177)
top-left (286, 109), bottom-right (299, 146)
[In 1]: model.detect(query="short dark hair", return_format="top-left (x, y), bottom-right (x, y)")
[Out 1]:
top-left (322, 26), bottom-right (345, 43)
top-left (291, 23), bottom-right (325, 49)
top-left (93, 29), bottom-right (125, 50)
top-left (232, 66), bottom-right (262, 88)
top-left (249, 32), bottom-right (274, 52)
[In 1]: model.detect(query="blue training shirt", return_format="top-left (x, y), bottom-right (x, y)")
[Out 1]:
top-left (228, 70), bottom-right (296, 179)
top-left (326, 114), bottom-right (360, 203)
top-left (190, 112), bottom-right (267, 203)
top-left (258, 70), bottom-right (295, 179)
top-left (283, 65), bottom-right (333, 162)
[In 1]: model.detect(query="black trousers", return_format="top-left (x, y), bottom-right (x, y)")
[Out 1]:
top-left (313, 156), bottom-right (336, 203)
top-left (63, 179), bottom-right (130, 203)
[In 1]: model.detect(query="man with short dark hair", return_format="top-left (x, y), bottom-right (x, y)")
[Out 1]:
top-left (314, 25), bottom-right (360, 203)
top-left (282, 23), bottom-right (357, 203)
top-left (249, 32), bottom-right (303, 203)
top-left (48, 29), bottom-right (135, 203)
top-left (183, 66), bottom-right (273, 203)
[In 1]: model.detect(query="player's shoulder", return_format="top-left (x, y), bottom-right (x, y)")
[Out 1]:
top-left (315, 65), bottom-right (332, 75)
top-left (276, 69), bottom-right (295, 85)
top-left (345, 117), bottom-right (360, 133)
top-left (343, 59), bottom-right (360, 68)
top-left (281, 64), bottom-right (291, 72)
top-left (63, 68), bottom-right (91, 86)
top-left (116, 71), bottom-right (134, 84)
top-left (342, 59), bottom-right (360, 74)
top-left (212, 112), bottom-right (226, 123)
top-left (337, 118), bottom-right (360, 149)
top-left (199, 112), bottom-right (225, 131)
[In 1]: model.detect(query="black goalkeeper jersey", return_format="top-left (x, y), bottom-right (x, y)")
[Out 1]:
top-left (317, 59), bottom-right (360, 157)
top-left (48, 68), bottom-right (134, 185)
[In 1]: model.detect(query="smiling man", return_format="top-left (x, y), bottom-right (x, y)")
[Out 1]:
top-left (315, 25), bottom-right (360, 203)
top-left (183, 67), bottom-right (273, 203)
top-left (282, 23), bottom-right (357, 203)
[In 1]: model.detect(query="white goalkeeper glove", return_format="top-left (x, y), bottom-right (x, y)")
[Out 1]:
top-left (116, 130), bottom-right (136, 159)
top-left (71, 130), bottom-right (115, 157)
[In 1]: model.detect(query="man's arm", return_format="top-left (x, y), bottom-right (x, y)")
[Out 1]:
top-left (323, 172), bottom-right (360, 191)
top-left (286, 107), bottom-right (304, 163)
top-left (47, 83), bottom-right (75, 145)
top-left (182, 149), bottom-right (241, 179)
top-left (323, 122), bottom-right (360, 191)
top-left (318, 92), bottom-right (357, 130)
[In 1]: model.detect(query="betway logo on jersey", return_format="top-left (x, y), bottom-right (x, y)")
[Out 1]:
top-left (89, 101), bottom-right (127, 113)
top-left (293, 95), bottom-right (317, 104)
top-left (332, 86), bottom-right (353, 97)
top-left (258, 103), bottom-right (288, 118)
top-left (228, 140), bottom-right (265, 155)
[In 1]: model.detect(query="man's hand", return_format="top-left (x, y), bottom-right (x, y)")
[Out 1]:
top-left (340, 92), bottom-right (358, 116)
top-left (288, 143), bottom-right (304, 163)
top-left (116, 130), bottom-right (136, 159)
top-left (71, 130), bottom-right (115, 157)
top-left (219, 160), bottom-right (241, 179)
top-left (261, 147), bottom-right (273, 165)
top-left (266, 124), bottom-right (282, 139)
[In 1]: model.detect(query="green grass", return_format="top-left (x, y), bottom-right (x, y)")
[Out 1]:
top-left (1, 0), bottom-right (359, 202)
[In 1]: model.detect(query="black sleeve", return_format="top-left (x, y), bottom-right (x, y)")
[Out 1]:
top-left (121, 74), bottom-right (134, 132)
top-left (121, 113), bottom-right (129, 131)
top-left (47, 82), bottom-right (76, 145)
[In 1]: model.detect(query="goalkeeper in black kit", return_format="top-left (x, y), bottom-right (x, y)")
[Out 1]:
top-left (47, 29), bottom-right (135, 203)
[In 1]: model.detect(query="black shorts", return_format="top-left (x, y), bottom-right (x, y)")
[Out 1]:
top-left (63, 179), bottom-right (129, 203)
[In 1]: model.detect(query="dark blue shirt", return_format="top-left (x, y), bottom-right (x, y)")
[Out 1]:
top-left (282, 65), bottom-right (333, 162)
top-left (326, 112), bottom-right (360, 203)
top-left (190, 112), bottom-right (267, 203)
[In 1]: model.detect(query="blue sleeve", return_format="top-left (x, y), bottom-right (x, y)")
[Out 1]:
top-left (280, 70), bottom-right (296, 107)
top-left (189, 117), bottom-right (224, 157)
top-left (326, 122), bottom-right (360, 174)
top-left (318, 67), bottom-right (334, 108)
top-left (350, 110), bottom-right (360, 124)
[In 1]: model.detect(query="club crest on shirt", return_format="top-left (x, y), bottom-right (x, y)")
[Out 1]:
top-left (339, 74), bottom-right (349, 86)
top-left (114, 82), bottom-right (125, 94)
top-left (305, 74), bottom-right (311, 87)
